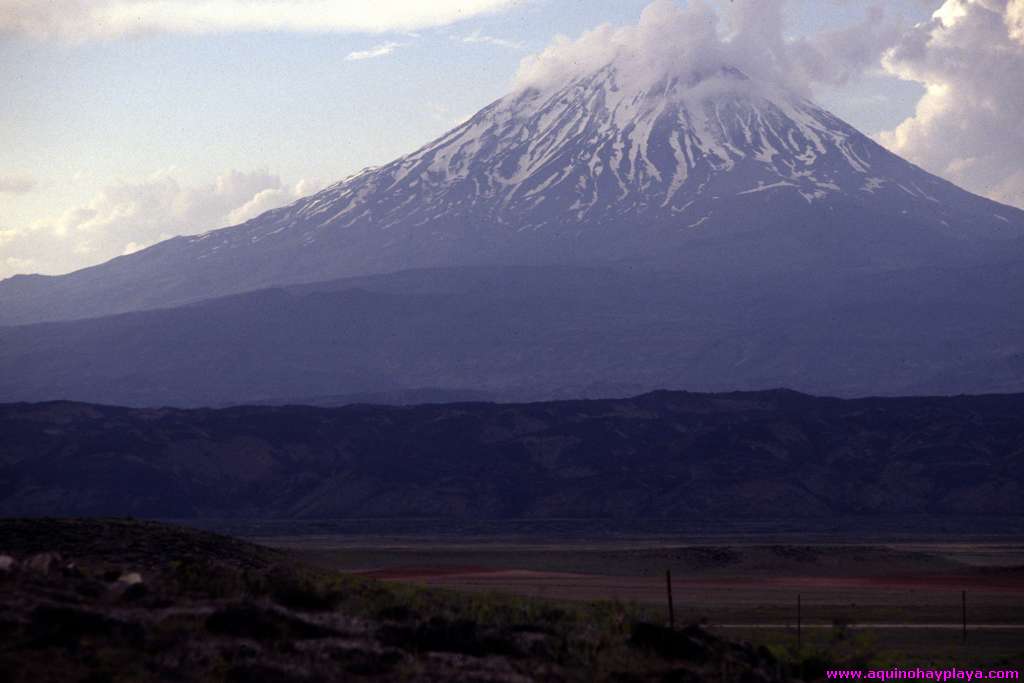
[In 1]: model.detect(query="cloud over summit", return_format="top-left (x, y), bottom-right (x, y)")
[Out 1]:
top-left (513, 0), bottom-right (899, 96)
top-left (512, 0), bottom-right (1023, 209)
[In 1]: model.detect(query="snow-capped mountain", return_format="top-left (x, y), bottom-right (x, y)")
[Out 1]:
top-left (1, 64), bottom-right (1023, 326)
top-left (283, 65), bottom-right (1017, 240)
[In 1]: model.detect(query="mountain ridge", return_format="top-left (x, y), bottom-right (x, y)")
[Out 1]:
top-left (2, 388), bottom-right (1023, 524)
top-left (2, 263), bottom-right (1023, 406)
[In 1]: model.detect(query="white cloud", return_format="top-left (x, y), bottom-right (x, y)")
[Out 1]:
top-left (878, 0), bottom-right (1024, 208)
top-left (4, 256), bottom-right (35, 272)
top-left (1009, 0), bottom-right (1024, 42)
top-left (0, 228), bottom-right (20, 246)
top-left (227, 178), bottom-right (325, 223)
top-left (0, 169), bottom-right (323, 278)
top-left (121, 241), bottom-right (150, 256)
top-left (513, 0), bottom-right (900, 97)
top-left (0, 174), bottom-right (36, 194)
top-left (346, 41), bottom-right (403, 61)
top-left (0, 0), bottom-right (521, 41)
top-left (460, 30), bottom-right (524, 49)
top-left (514, 1), bottom-right (722, 93)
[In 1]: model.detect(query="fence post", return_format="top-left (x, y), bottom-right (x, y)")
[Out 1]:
top-left (962, 590), bottom-right (967, 643)
top-left (797, 593), bottom-right (802, 653)
top-left (797, 593), bottom-right (805, 682)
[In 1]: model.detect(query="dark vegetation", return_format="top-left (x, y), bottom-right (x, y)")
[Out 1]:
top-left (0, 518), bottom-right (792, 682)
top-left (1, 390), bottom-right (1024, 525)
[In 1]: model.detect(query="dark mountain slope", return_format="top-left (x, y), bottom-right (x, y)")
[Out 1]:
top-left (1, 390), bottom-right (1022, 524)
top-left (1, 263), bottom-right (1023, 407)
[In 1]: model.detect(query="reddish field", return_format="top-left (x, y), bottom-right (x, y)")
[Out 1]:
top-left (275, 539), bottom-right (1024, 663)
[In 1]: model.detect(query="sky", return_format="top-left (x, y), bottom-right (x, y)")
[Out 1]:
top-left (1, 0), bottom-right (1023, 279)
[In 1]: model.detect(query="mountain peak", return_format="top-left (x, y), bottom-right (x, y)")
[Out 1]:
top-left (276, 64), bottom-right (909, 242)
top-left (1, 24), bottom-right (1023, 326)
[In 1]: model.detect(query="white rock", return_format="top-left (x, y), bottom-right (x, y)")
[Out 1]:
top-left (27, 552), bottom-right (61, 574)
top-left (117, 572), bottom-right (144, 585)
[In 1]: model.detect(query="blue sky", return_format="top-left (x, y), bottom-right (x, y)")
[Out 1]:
top-left (2, 0), bottom-right (1022, 278)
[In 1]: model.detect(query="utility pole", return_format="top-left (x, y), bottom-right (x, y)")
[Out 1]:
top-left (666, 569), bottom-right (675, 629)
